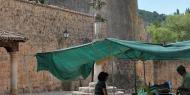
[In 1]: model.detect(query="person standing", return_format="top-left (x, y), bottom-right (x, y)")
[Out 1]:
top-left (95, 72), bottom-right (109, 95)
top-left (176, 65), bottom-right (190, 95)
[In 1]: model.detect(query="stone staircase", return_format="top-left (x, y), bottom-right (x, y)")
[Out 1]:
top-left (72, 82), bottom-right (124, 95)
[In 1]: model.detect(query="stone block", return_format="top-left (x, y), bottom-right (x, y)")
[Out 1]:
top-left (72, 91), bottom-right (92, 95)
top-left (89, 82), bottom-right (97, 87)
top-left (79, 87), bottom-right (90, 93)
top-left (107, 86), bottom-right (117, 93)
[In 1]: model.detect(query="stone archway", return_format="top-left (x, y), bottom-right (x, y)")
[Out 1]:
top-left (0, 30), bottom-right (27, 95)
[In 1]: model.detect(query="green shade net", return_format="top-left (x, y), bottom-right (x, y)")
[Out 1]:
top-left (36, 38), bottom-right (190, 80)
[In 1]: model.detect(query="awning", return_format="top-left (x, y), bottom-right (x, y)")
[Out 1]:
top-left (36, 38), bottom-right (190, 80)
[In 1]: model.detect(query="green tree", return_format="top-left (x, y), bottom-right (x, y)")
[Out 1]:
top-left (147, 24), bottom-right (178, 43)
top-left (138, 9), bottom-right (166, 26)
top-left (185, 8), bottom-right (190, 14)
top-left (89, 0), bottom-right (106, 22)
top-left (29, 0), bottom-right (46, 4)
top-left (174, 9), bottom-right (180, 15)
top-left (146, 13), bottom-right (190, 43)
top-left (90, 0), bottom-right (106, 10)
top-left (39, 0), bottom-right (46, 4)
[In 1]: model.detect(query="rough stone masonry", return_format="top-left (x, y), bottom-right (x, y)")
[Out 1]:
top-left (0, 0), bottom-right (107, 94)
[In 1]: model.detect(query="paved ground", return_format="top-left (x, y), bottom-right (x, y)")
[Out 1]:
top-left (22, 91), bottom-right (72, 95)
top-left (22, 91), bottom-right (131, 95)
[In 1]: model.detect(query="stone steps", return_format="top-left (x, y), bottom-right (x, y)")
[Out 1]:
top-left (72, 82), bottom-right (124, 95)
top-left (78, 86), bottom-right (117, 93)
top-left (72, 91), bottom-right (124, 95)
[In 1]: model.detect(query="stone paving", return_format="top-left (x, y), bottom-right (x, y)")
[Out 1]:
top-left (22, 91), bottom-right (72, 95)
top-left (22, 91), bottom-right (132, 95)
top-left (22, 91), bottom-right (131, 95)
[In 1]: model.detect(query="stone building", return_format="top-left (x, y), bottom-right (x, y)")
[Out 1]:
top-left (0, 0), bottom-right (107, 94)
top-left (0, 0), bottom-right (149, 94)
top-left (1, 0), bottom-right (185, 94)
top-left (46, 0), bottom-right (190, 91)
top-left (47, 0), bottom-right (143, 40)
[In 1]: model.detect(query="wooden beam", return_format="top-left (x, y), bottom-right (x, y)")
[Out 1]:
top-left (0, 41), bottom-right (19, 52)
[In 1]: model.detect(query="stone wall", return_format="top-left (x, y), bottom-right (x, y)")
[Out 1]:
top-left (24, 0), bottom-right (190, 91)
top-left (47, 0), bottom-right (144, 41)
top-left (136, 60), bottom-right (190, 90)
top-left (101, 0), bottom-right (139, 40)
top-left (153, 60), bottom-right (190, 90)
top-left (0, 0), bottom-right (107, 94)
top-left (47, 0), bottom-right (91, 13)
top-left (136, 61), bottom-right (154, 86)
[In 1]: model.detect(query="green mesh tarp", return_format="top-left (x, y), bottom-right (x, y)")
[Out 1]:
top-left (36, 38), bottom-right (190, 80)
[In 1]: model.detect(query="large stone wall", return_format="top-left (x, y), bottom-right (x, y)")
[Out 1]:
top-left (24, 0), bottom-right (190, 92)
top-left (47, 0), bottom-right (145, 41)
top-left (0, 0), bottom-right (107, 94)
top-left (101, 0), bottom-right (139, 40)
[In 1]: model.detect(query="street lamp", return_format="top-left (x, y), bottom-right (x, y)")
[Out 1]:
top-left (63, 29), bottom-right (69, 48)
top-left (63, 29), bottom-right (69, 39)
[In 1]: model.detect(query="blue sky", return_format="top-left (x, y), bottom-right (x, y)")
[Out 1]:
top-left (138, 0), bottom-right (190, 15)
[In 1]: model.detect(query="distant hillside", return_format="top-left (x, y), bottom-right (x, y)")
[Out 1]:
top-left (138, 9), bottom-right (166, 25)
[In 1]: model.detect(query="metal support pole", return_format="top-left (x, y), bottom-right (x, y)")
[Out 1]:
top-left (143, 61), bottom-right (146, 86)
top-left (134, 62), bottom-right (137, 94)
top-left (91, 63), bottom-right (94, 82)
top-left (112, 57), bottom-right (115, 95)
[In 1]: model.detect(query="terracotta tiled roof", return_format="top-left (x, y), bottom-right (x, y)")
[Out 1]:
top-left (0, 29), bottom-right (28, 42)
